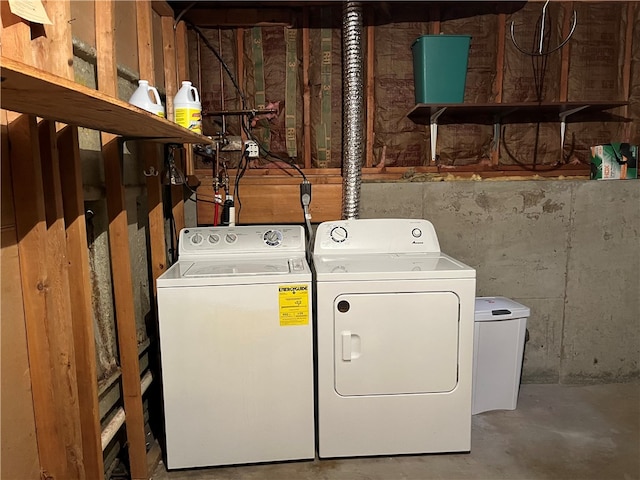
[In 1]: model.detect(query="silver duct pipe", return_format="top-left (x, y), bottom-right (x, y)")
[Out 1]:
top-left (341, 2), bottom-right (364, 220)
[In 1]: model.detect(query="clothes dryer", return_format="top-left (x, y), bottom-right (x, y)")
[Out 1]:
top-left (313, 219), bottom-right (476, 458)
top-left (157, 225), bottom-right (314, 469)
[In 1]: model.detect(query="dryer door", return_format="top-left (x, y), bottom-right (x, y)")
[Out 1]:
top-left (334, 291), bottom-right (459, 396)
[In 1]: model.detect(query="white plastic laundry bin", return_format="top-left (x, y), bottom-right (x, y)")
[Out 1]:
top-left (472, 297), bottom-right (530, 415)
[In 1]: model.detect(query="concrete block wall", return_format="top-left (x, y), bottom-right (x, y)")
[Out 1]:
top-left (360, 180), bottom-right (639, 384)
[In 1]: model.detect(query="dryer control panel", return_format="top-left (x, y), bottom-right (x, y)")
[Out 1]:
top-left (179, 225), bottom-right (306, 259)
top-left (314, 219), bottom-right (440, 255)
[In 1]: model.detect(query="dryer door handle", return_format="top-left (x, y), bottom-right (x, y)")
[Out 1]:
top-left (342, 331), bottom-right (352, 361)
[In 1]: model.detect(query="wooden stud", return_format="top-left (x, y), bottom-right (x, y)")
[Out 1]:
top-left (136, 0), bottom-right (156, 82)
top-left (10, 114), bottom-right (83, 480)
top-left (161, 15), bottom-right (178, 122)
top-left (38, 119), bottom-right (86, 479)
top-left (493, 13), bottom-right (506, 104)
top-left (95, 0), bottom-right (118, 98)
top-left (103, 138), bottom-right (149, 480)
top-left (302, 9), bottom-right (312, 169)
top-left (136, 0), bottom-right (168, 288)
top-left (95, 2), bottom-right (148, 478)
top-left (31, 0), bottom-right (73, 78)
top-left (0, 0), bottom-right (31, 63)
top-left (559, 2), bottom-right (573, 103)
top-left (237, 28), bottom-right (247, 144)
top-left (622, 1), bottom-right (635, 141)
top-left (365, 10), bottom-right (375, 168)
top-left (175, 20), bottom-right (195, 176)
top-left (57, 125), bottom-right (104, 480)
top-left (491, 13), bottom-right (506, 166)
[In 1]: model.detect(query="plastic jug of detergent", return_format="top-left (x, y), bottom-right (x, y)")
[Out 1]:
top-left (128, 80), bottom-right (165, 117)
top-left (173, 81), bottom-right (202, 134)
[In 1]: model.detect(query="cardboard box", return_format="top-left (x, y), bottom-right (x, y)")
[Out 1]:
top-left (590, 143), bottom-right (638, 180)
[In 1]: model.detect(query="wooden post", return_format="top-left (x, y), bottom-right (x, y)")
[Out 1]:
top-left (95, 1), bottom-right (148, 479)
top-left (57, 125), bottom-right (105, 480)
top-left (175, 20), bottom-right (195, 176)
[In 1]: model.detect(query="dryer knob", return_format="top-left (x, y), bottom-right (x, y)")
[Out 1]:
top-left (411, 228), bottom-right (422, 238)
top-left (330, 226), bottom-right (348, 243)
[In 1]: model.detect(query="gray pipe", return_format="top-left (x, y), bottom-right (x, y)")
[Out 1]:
top-left (341, 2), bottom-right (364, 220)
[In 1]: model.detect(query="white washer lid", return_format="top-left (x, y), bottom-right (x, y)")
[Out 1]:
top-left (475, 296), bottom-right (530, 321)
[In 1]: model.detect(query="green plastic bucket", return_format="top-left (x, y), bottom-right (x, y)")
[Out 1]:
top-left (411, 35), bottom-right (471, 104)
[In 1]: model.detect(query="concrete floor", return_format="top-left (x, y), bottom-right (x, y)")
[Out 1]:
top-left (153, 383), bottom-right (639, 480)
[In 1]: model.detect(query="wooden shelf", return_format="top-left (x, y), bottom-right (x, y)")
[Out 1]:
top-left (1, 57), bottom-right (211, 145)
top-left (407, 101), bottom-right (628, 125)
top-left (407, 101), bottom-right (628, 164)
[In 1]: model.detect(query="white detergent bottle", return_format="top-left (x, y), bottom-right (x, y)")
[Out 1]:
top-left (173, 81), bottom-right (202, 134)
top-left (128, 80), bottom-right (165, 117)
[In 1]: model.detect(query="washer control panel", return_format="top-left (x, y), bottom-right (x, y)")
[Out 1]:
top-left (179, 225), bottom-right (306, 259)
top-left (314, 219), bottom-right (440, 254)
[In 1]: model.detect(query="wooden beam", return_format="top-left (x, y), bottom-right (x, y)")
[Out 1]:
top-left (95, 2), bottom-right (148, 478)
top-left (365, 10), bottom-right (375, 168)
top-left (57, 125), bottom-right (104, 480)
top-left (198, 182), bottom-right (342, 225)
top-left (151, 0), bottom-right (173, 17)
top-left (302, 10), bottom-right (311, 168)
top-left (10, 114), bottom-right (83, 479)
top-left (179, 8), bottom-right (293, 27)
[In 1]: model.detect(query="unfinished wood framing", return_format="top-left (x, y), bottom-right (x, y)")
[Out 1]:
top-left (622, 1), bottom-right (635, 140)
top-left (9, 114), bottom-right (84, 479)
top-left (58, 125), bottom-right (104, 479)
top-left (137, 0), bottom-right (168, 290)
top-left (559, 2), bottom-right (574, 103)
top-left (365, 11), bottom-right (375, 168)
top-left (302, 11), bottom-right (312, 168)
top-left (161, 15), bottom-right (179, 121)
top-left (95, 1), bottom-right (148, 478)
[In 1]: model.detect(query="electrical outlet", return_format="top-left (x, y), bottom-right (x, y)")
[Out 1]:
top-left (244, 140), bottom-right (259, 158)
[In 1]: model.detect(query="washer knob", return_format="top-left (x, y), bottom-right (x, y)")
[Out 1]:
top-left (190, 233), bottom-right (204, 245)
top-left (208, 234), bottom-right (220, 244)
top-left (263, 229), bottom-right (283, 247)
top-left (225, 233), bottom-right (238, 244)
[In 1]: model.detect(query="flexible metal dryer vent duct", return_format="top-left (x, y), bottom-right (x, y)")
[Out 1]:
top-left (341, 1), bottom-right (364, 220)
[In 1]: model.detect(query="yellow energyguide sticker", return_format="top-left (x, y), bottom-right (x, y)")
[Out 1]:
top-left (279, 284), bottom-right (309, 326)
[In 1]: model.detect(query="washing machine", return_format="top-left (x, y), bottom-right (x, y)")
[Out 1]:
top-left (156, 225), bottom-right (314, 469)
top-left (313, 218), bottom-right (476, 458)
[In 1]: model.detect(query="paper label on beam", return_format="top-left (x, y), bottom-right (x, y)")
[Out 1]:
top-left (8, 0), bottom-right (52, 24)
